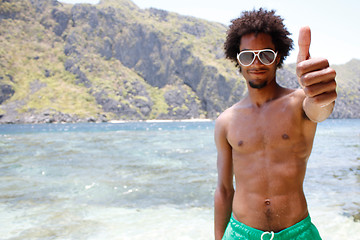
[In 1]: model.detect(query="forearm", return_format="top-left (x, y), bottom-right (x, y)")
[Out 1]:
top-left (303, 96), bottom-right (335, 122)
top-left (214, 187), bottom-right (234, 240)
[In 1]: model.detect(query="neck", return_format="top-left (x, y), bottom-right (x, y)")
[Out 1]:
top-left (247, 78), bottom-right (282, 108)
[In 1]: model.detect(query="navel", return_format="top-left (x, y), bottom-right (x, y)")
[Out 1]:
top-left (282, 133), bottom-right (289, 140)
top-left (264, 199), bottom-right (271, 205)
top-left (238, 140), bottom-right (243, 146)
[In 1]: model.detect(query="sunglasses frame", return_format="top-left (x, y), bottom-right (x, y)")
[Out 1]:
top-left (237, 49), bottom-right (278, 66)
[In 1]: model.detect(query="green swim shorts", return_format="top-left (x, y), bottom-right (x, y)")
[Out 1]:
top-left (222, 214), bottom-right (322, 240)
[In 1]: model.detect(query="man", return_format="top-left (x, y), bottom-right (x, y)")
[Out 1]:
top-left (214, 9), bottom-right (337, 240)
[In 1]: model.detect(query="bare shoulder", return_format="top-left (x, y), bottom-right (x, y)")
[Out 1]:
top-left (216, 98), bottom-right (248, 124)
top-left (215, 106), bottom-right (231, 132)
top-left (215, 100), bottom-right (241, 135)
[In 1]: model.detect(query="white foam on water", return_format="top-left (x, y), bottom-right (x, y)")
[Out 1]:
top-left (84, 206), bottom-right (359, 240)
top-left (309, 205), bottom-right (360, 240)
top-left (85, 206), bottom-right (214, 240)
top-left (1, 197), bottom-right (359, 239)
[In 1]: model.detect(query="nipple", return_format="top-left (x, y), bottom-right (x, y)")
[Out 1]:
top-left (238, 140), bottom-right (243, 146)
top-left (282, 134), bottom-right (289, 140)
top-left (264, 199), bottom-right (271, 205)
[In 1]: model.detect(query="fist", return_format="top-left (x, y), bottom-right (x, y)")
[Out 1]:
top-left (296, 26), bottom-right (337, 107)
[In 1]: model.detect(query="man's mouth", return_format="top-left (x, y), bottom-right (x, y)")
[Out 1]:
top-left (248, 68), bottom-right (267, 74)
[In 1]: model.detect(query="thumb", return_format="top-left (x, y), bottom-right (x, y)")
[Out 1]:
top-left (297, 26), bottom-right (311, 63)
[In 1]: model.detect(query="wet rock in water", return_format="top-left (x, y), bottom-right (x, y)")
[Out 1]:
top-left (353, 212), bottom-right (360, 222)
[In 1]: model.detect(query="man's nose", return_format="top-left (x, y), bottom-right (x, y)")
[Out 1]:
top-left (252, 55), bottom-right (262, 65)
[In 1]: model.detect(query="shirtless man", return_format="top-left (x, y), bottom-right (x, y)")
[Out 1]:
top-left (214, 9), bottom-right (337, 240)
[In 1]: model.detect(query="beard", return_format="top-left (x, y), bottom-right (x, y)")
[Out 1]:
top-left (249, 80), bottom-right (267, 89)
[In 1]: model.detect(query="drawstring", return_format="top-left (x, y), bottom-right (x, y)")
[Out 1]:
top-left (261, 231), bottom-right (274, 240)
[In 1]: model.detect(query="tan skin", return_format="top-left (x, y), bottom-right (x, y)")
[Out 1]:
top-left (214, 27), bottom-right (337, 239)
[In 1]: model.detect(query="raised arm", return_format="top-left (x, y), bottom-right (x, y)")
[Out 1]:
top-left (296, 26), bottom-right (337, 122)
top-left (214, 114), bottom-right (234, 240)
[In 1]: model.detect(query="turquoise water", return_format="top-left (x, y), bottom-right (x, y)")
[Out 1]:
top-left (0, 119), bottom-right (359, 239)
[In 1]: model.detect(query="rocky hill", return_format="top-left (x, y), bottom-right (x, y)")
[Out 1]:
top-left (0, 0), bottom-right (359, 123)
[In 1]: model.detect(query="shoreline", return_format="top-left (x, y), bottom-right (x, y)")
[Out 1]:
top-left (109, 119), bottom-right (213, 123)
top-left (0, 116), bottom-right (358, 125)
top-left (0, 118), bottom-right (215, 125)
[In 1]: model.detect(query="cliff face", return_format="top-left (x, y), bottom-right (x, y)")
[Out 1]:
top-left (0, 0), bottom-right (359, 123)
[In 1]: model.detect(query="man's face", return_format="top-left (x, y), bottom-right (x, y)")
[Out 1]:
top-left (238, 33), bottom-right (280, 89)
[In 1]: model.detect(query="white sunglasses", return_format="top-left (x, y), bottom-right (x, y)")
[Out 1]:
top-left (237, 49), bottom-right (278, 66)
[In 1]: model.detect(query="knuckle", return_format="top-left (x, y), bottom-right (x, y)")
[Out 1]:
top-left (325, 67), bottom-right (336, 78)
top-left (319, 58), bottom-right (330, 67)
top-left (296, 62), bottom-right (306, 76)
top-left (329, 68), bottom-right (336, 76)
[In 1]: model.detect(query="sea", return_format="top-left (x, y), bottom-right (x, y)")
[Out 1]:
top-left (0, 119), bottom-right (359, 240)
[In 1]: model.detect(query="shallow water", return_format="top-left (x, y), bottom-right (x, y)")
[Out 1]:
top-left (0, 119), bottom-right (359, 239)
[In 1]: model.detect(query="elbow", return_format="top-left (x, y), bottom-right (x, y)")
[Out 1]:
top-left (215, 185), bottom-right (234, 201)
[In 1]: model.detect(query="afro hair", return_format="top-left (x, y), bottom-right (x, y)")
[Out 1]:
top-left (224, 8), bottom-right (293, 69)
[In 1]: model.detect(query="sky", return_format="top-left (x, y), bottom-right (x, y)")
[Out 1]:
top-left (59, 0), bottom-right (360, 64)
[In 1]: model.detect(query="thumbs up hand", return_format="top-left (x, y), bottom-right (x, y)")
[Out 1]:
top-left (296, 26), bottom-right (337, 121)
top-left (297, 26), bottom-right (311, 64)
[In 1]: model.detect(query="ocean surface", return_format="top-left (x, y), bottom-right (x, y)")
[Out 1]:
top-left (0, 119), bottom-right (359, 240)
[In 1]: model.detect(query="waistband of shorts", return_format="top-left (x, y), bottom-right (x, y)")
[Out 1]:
top-left (229, 213), bottom-right (313, 240)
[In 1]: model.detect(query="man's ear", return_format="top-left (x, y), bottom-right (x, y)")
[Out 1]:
top-left (276, 54), bottom-right (281, 66)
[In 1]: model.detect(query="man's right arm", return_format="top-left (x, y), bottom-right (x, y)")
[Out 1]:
top-left (214, 114), bottom-right (234, 240)
top-left (296, 26), bottom-right (337, 123)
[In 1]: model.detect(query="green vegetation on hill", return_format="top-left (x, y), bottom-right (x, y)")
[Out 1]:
top-left (0, 0), bottom-right (359, 123)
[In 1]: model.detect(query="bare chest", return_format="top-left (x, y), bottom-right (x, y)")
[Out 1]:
top-left (227, 105), bottom-right (303, 154)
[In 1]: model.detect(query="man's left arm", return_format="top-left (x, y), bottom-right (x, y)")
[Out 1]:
top-left (296, 26), bottom-right (337, 122)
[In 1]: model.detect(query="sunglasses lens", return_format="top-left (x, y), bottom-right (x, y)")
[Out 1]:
top-left (259, 50), bottom-right (276, 64)
top-left (239, 52), bottom-right (255, 66)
